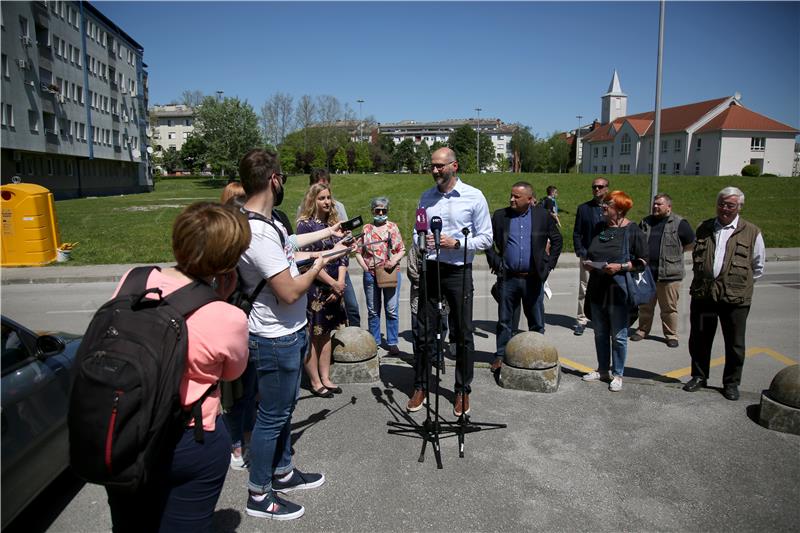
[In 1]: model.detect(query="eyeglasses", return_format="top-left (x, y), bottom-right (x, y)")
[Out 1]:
top-left (592, 184), bottom-right (608, 190)
top-left (601, 202), bottom-right (615, 209)
top-left (374, 208), bottom-right (387, 215)
top-left (273, 172), bottom-right (287, 184)
top-left (717, 202), bottom-right (739, 210)
top-left (431, 161), bottom-right (455, 170)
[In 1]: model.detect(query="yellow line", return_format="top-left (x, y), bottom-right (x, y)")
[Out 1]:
top-left (560, 356), bottom-right (594, 373)
top-left (663, 347), bottom-right (796, 379)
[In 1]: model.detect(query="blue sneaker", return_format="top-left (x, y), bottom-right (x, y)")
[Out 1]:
top-left (246, 491), bottom-right (304, 521)
top-left (272, 468), bottom-right (325, 493)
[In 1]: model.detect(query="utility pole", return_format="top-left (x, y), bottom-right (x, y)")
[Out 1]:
top-left (651, 0), bottom-right (666, 203)
top-left (475, 107), bottom-right (482, 172)
top-left (357, 99), bottom-right (364, 142)
top-left (575, 114), bottom-right (583, 173)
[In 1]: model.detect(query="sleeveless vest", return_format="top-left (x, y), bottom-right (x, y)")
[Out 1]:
top-left (641, 213), bottom-right (686, 281)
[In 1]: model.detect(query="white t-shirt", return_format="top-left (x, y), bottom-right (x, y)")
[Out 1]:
top-left (238, 217), bottom-right (307, 338)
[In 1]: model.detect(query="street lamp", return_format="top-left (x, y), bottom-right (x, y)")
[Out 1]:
top-left (475, 107), bottom-right (482, 173)
top-left (575, 114), bottom-right (583, 173)
top-left (357, 99), bottom-right (364, 142)
top-left (216, 90), bottom-right (224, 102)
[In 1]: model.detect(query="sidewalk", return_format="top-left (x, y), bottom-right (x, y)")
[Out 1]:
top-left (2, 248), bottom-right (799, 285)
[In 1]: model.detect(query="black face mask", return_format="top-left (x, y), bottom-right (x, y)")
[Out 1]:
top-left (273, 182), bottom-right (284, 206)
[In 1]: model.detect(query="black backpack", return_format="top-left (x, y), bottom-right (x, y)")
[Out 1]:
top-left (227, 209), bottom-right (285, 315)
top-left (68, 266), bottom-right (219, 492)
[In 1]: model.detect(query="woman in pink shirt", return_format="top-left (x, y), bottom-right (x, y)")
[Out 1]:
top-left (106, 202), bottom-right (250, 533)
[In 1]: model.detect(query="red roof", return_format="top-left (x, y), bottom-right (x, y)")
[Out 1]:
top-left (695, 105), bottom-right (799, 134)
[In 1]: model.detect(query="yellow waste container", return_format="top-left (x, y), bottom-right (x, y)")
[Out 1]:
top-left (1, 183), bottom-right (62, 266)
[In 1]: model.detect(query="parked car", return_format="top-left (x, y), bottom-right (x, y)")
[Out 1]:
top-left (1, 316), bottom-right (81, 529)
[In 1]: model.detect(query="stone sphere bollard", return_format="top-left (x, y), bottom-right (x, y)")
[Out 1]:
top-left (499, 331), bottom-right (560, 393)
top-left (329, 326), bottom-right (379, 383)
top-left (758, 364), bottom-right (800, 435)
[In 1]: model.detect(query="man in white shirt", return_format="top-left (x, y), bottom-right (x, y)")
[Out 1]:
top-left (407, 147), bottom-right (493, 417)
top-left (683, 187), bottom-right (765, 401)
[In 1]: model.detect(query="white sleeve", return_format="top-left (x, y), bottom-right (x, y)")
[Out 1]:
top-left (752, 232), bottom-right (765, 280)
top-left (248, 225), bottom-right (290, 280)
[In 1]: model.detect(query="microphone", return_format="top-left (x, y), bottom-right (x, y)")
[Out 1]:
top-left (430, 216), bottom-right (443, 251)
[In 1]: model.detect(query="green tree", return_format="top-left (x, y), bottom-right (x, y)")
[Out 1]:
top-left (509, 125), bottom-right (537, 172)
top-left (392, 139), bottom-right (416, 172)
top-left (161, 147), bottom-right (181, 174)
top-left (312, 145), bottom-right (327, 169)
top-left (180, 133), bottom-right (207, 172)
top-left (495, 153), bottom-right (510, 172)
top-left (332, 147), bottom-right (348, 173)
top-left (354, 142), bottom-right (372, 172)
top-left (547, 133), bottom-right (571, 173)
top-left (193, 96), bottom-right (262, 178)
top-left (447, 124), bottom-right (494, 173)
top-left (415, 141), bottom-right (431, 174)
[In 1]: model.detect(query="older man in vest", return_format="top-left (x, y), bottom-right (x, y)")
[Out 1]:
top-left (630, 193), bottom-right (695, 348)
top-left (683, 187), bottom-right (765, 401)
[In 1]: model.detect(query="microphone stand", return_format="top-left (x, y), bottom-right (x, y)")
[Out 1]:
top-left (387, 228), bottom-right (444, 469)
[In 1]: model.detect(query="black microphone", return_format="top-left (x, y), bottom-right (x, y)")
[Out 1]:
top-left (430, 216), bottom-right (443, 251)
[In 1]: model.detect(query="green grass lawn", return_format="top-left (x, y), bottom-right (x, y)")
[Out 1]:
top-left (54, 173), bottom-right (799, 265)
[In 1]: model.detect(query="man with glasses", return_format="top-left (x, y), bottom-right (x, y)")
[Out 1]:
top-left (572, 177), bottom-right (609, 335)
top-left (407, 147), bottom-right (492, 417)
top-left (683, 187), bottom-right (765, 401)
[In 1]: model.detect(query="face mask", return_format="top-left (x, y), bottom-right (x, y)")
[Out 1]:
top-left (273, 182), bottom-right (284, 206)
top-left (373, 215), bottom-right (388, 224)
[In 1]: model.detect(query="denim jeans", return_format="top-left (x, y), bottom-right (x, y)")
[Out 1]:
top-left (343, 272), bottom-right (361, 327)
top-left (363, 270), bottom-right (400, 347)
top-left (222, 358), bottom-right (257, 449)
top-left (495, 275), bottom-right (545, 358)
top-left (590, 299), bottom-right (629, 377)
top-left (247, 329), bottom-right (307, 494)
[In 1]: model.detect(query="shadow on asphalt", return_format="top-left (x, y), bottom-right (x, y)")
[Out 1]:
top-left (4, 469), bottom-right (85, 533)
top-left (210, 508), bottom-right (242, 533)
top-left (290, 396), bottom-right (358, 449)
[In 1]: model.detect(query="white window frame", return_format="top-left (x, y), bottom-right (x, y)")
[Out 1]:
top-left (673, 162), bottom-right (681, 174)
top-left (620, 133), bottom-right (631, 155)
top-left (674, 139), bottom-right (682, 152)
top-left (750, 137), bottom-right (766, 152)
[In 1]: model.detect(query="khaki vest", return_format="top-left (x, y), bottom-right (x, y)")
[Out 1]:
top-left (641, 213), bottom-right (686, 281)
top-left (690, 217), bottom-right (760, 305)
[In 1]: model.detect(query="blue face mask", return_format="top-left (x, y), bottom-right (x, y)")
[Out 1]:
top-left (373, 215), bottom-right (388, 224)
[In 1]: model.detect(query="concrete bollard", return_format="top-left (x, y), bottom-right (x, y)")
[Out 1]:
top-left (499, 331), bottom-right (560, 393)
top-left (329, 326), bottom-right (380, 383)
top-left (758, 364), bottom-right (800, 435)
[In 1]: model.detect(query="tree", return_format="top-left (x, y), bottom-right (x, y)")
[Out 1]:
top-left (392, 139), bottom-right (416, 172)
top-left (181, 89), bottom-right (204, 108)
top-left (509, 125), bottom-right (538, 172)
top-left (354, 142), bottom-right (372, 173)
top-left (193, 96), bottom-right (262, 177)
top-left (316, 95), bottom-right (343, 156)
top-left (332, 147), bottom-right (348, 173)
top-left (260, 92), bottom-right (294, 146)
top-left (312, 146), bottom-right (327, 169)
top-left (447, 124), bottom-right (494, 173)
top-left (295, 95), bottom-right (317, 151)
top-left (495, 153), bottom-right (510, 172)
top-left (161, 147), bottom-right (181, 174)
top-left (415, 141), bottom-right (431, 174)
top-left (547, 133), bottom-right (571, 173)
top-left (180, 133), bottom-right (207, 172)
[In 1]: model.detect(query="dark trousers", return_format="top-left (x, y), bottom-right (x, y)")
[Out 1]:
top-left (495, 274), bottom-right (545, 358)
top-left (107, 417), bottom-right (231, 533)
top-left (415, 262), bottom-right (474, 394)
top-left (344, 272), bottom-right (361, 327)
top-left (688, 298), bottom-right (751, 386)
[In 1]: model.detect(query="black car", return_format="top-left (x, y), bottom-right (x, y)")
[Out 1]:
top-left (1, 316), bottom-right (81, 529)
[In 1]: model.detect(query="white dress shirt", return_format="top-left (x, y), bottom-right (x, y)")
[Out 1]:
top-left (712, 215), bottom-right (765, 279)
top-left (414, 178), bottom-right (493, 265)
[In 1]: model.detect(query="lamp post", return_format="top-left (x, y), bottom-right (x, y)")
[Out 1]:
top-left (475, 107), bottom-right (482, 173)
top-left (357, 99), bottom-right (364, 142)
top-left (575, 114), bottom-right (583, 173)
top-left (216, 90), bottom-right (223, 102)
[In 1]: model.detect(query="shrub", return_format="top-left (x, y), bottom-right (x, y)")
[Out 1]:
top-left (741, 164), bottom-right (760, 177)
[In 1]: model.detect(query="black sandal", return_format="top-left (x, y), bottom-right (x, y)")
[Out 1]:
top-left (311, 386), bottom-right (334, 398)
top-left (323, 385), bottom-right (342, 394)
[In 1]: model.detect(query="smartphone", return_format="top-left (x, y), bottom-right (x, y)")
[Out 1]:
top-left (341, 216), bottom-right (363, 232)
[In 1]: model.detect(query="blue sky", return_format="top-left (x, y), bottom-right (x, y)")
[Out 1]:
top-left (97, 1), bottom-right (799, 137)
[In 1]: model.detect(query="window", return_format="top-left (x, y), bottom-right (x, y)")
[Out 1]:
top-left (620, 163), bottom-right (630, 174)
top-left (78, 85), bottom-right (84, 104)
top-left (66, 160), bottom-right (73, 176)
top-left (674, 139), bottom-right (682, 152)
top-left (2, 104), bottom-right (13, 127)
top-left (47, 159), bottom-right (54, 175)
top-left (695, 161), bottom-right (700, 175)
top-left (602, 165), bottom-right (607, 172)
top-left (751, 137), bottom-right (765, 151)
top-left (660, 162), bottom-right (666, 173)
top-left (649, 140), bottom-right (653, 154)
top-left (648, 163), bottom-right (653, 173)
top-left (696, 138), bottom-right (702, 151)
top-left (184, 119), bottom-right (191, 126)
top-left (602, 147), bottom-right (608, 158)
top-left (661, 140), bottom-right (668, 153)
top-left (183, 132), bottom-right (189, 139)
top-left (1, 54), bottom-right (8, 79)
top-left (28, 110), bottom-right (39, 132)
top-left (20, 16), bottom-right (29, 38)
top-left (593, 147), bottom-right (598, 158)
top-left (167, 119), bottom-right (174, 127)
top-left (168, 132), bottom-right (176, 139)
top-left (620, 133), bottom-right (630, 155)
top-left (593, 166), bottom-right (598, 172)
top-left (673, 163), bottom-right (681, 174)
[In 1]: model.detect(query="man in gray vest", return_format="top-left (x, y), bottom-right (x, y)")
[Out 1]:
top-left (683, 187), bottom-right (765, 401)
top-left (630, 193), bottom-right (695, 348)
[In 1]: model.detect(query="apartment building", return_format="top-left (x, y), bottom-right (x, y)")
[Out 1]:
top-left (1, 1), bottom-right (150, 199)
top-left (581, 72), bottom-right (798, 176)
top-left (149, 104), bottom-right (194, 153)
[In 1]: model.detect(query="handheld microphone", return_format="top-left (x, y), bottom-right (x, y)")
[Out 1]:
top-left (430, 216), bottom-right (443, 251)
top-left (415, 208), bottom-right (429, 234)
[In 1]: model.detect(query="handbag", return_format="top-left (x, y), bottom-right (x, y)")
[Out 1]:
top-left (372, 232), bottom-right (397, 288)
top-left (620, 225), bottom-right (656, 307)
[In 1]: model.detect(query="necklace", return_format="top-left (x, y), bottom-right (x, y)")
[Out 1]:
top-left (598, 226), bottom-right (620, 242)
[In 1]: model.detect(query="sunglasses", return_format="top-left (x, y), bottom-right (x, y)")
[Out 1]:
top-left (374, 208), bottom-right (387, 215)
top-left (592, 184), bottom-right (608, 190)
top-left (431, 161), bottom-right (455, 170)
top-left (273, 172), bottom-right (287, 184)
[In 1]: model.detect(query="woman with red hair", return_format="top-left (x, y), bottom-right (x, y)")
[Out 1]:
top-left (581, 190), bottom-right (648, 392)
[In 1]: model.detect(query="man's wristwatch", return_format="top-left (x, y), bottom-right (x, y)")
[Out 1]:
top-left (453, 239), bottom-right (461, 250)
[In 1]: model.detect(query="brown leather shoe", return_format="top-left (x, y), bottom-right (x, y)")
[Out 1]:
top-left (406, 389), bottom-right (426, 412)
top-left (490, 357), bottom-right (503, 372)
top-left (453, 392), bottom-right (471, 417)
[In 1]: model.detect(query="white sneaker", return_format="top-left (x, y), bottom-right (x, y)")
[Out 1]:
top-left (230, 450), bottom-right (248, 470)
top-left (582, 371), bottom-right (609, 382)
top-left (609, 376), bottom-right (623, 392)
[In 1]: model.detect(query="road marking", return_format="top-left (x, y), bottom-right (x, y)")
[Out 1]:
top-left (663, 347), bottom-right (797, 379)
top-left (559, 357), bottom-right (594, 373)
top-left (46, 309), bottom-right (96, 314)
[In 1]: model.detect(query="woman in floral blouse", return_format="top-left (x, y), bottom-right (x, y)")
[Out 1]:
top-left (297, 184), bottom-right (348, 397)
top-left (355, 196), bottom-right (406, 354)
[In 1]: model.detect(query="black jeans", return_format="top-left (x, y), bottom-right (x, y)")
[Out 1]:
top-left (688, 298), bottom-right (750, 386)
top-left (415, 262), bottom-right (474, 394)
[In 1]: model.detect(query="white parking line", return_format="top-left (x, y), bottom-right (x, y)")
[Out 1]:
top-left (46, 310), bottom-right (96, 314)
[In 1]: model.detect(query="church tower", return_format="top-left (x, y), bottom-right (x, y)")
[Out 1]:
top-left (601, 69), bottom-right (628, 123)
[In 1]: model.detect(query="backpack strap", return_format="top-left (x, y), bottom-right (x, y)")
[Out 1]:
top-left (164, 280), bottom-right (220, 317)
top-left (189, 382), bottom-right (218, 443)
top-left (117, 266), bottom-right (160, 297)
top-left (242, 209), bottom-right (286, 248)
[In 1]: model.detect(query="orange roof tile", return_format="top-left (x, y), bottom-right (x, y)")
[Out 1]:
top-left (695, 105), bottom-right (799, 134)
top-left (626, 118), bottom-right (653, 136)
